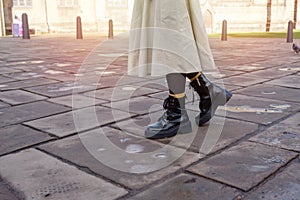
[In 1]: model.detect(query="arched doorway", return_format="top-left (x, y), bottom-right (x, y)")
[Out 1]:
top-left (203, 9), bottom-right (213, 33)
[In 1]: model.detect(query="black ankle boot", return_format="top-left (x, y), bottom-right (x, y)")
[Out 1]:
top-left (190, 73), bottom-right (232, 126)
top-left (145, 96), bottom-right (192, 139)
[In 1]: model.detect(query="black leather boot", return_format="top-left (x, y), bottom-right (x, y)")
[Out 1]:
top-left (145, 96), bottom-right (192, 139)
top-left (189, 73), bottom-right (232, 126)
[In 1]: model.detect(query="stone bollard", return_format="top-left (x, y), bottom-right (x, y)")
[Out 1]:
top-left (221, 20), bottom-right (227, 41)
top-left (287, 20), bottom-right (293, 43)
top-left (22, 13), bottom-right (30, 39)
top-left (108, 19), bottom-right (113, 39)
top-left (76, 16), bottom-right (83, 39)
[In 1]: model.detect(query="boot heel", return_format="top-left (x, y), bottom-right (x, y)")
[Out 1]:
top-left (178, 120), bottom-right (192, 134)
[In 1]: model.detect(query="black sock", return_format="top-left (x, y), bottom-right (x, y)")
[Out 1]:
top-left (182, 72), bottom-right (201, 80)
top-left (166, 73), bottom-right (186, 108)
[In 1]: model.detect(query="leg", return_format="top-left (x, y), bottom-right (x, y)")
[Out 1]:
top-left (187, 72), bottom-right (232, 126)
top-left (144, 73), bottom-right (192, 139)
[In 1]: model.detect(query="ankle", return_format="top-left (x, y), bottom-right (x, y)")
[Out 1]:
top-left (167, 93), bottom-right (186, 109)
top-left (187, 72), bottom-right (201, 82)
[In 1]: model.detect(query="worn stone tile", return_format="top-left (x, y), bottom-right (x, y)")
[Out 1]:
top-left (4, 71), bottom-right (44, 80)
top-left (0, 125), bottom-right (53, 156)
top-left (25, 81), bottom-right (97, 97)
top-left (39, 127), bottom-right (200, 189)
top-left (0, 102), bottom-right (10, 109)
top-left (217, 75), bottom-right (269, 87)
top-left (206, 69), bottom-right (245, 79)
top-left (84, 85), bottom-right (159, 102)
top-left (113, 111), bottom-right (258, 154)
top-left (0, 78), bottom-right (59, 91)
top-left (25, 106), bottom-right (131, 137)
top-left (131, 174), bottom-right (242, 200)
top-left (0, 90), bottom-right (47, 105)
top-left (0, 75), bottom-right (15, 84)
top-left (235, 84), bottom-right (300, 103)
top-left (0, 149), bottom-right (127, 200)
top-left (78, 75), bottom-right (147, 89)
top-left (266, 75), bottom-right (300, 89)
top-left (246, 160), bottom-right (300, 200)
top-left (0, 101), bottom-right (70, 127)
top-left (221, 65), bottom-right (269, 72)
top-left (41, 73), bottom-right (77, 82)
top-left (0, 180), bottom-right (20, 200)
top-left (0, 67), bottom-right (21, 74)
top-left (215, 94), bottom-right (300, 125)
top-left (174, 117), bottom-right (258, 154)
top-left (103, 96), bottom-right (164, 115)
top-left (131, 77), bottom-right (168, 90)
top-left (48, 94), bottom-right (107, 108)
top-left (249, 113), bottom-right (300, 152)
top-left (188, 142), bottom-right (298, 191)
top-left (246, 67), bottom-right (296, 79)
top-left (147, 90), bottom-right (169, 100)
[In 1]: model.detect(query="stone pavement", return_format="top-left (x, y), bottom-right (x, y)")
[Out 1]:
top-left (0, 32), bottom-right (299, 200)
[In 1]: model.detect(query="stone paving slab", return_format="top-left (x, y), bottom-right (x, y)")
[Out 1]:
top-left (41, 73), bottom-right (78, 82)
top-left (4, 71), bottom-right (44, 80)
top-left (103, 96), bottom-right (164, 115)
top-left (0, 75), bottom-right (16, 84)
top-left (266, 75), bottom-right (300, 89)
top-left (0, 78), bottom-right (59, 91)
top-left (217, 74), bottom-right (269, 87)
top-left (24, 81), bottom-right (97, 98)
top-left (83, 85), bottom-right (160, 102)
top-left (0, 67), bottom-right (22, 74)
top-left (0, 149), bottom-right (128, 200)
top-left (25, 106), bottom-right (131, 137)
top-left (0, 125), bottom-right (53, 156)
top-left (245, 66), bottom-right (296, 79)
top-left (39, 127), bottom-right (200, 190)
top-left (249, 113), bottom-right (300, 152)
top-left (207, 69), bottom-right (245, 79)
top-left (235, 84), bottom-right (300, 103)
top-left (215, 94), bottom-right (300, 125)
top-left (130, 77), bottom-right (168, 90)
top-left (221, 65), bottom-right (270, 72)
top-left (0, 180), bottom-right (20, 200)
top-left (0, 101), bottom-right (70, 128)
top-left (0, 102), bottom-right (10, 109)
top-left (48, 94), bottom-right (108, 109)
top-left (131, 174), bottom-right (242, 200)
top-left (187, 142), bottom-right (298, 191)
top-left (0, 90), bottom-right (48, 105)
top-left (246, 159), bottom-right (300, 200)
top-left (185, 117), bottom-right (258, 154)
top-left (113, 111), bottom-right (258, 154)
top-left (96, 75), bottom-right (147, 88)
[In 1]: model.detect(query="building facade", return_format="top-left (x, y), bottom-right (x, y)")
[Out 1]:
top-left (0, 0), bottom-right (299, 36)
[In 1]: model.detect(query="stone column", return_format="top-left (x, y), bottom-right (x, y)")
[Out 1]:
top-left (0, 0), bottom-right (5, 36)
top-left (3, 0), bottom-right (13, 35)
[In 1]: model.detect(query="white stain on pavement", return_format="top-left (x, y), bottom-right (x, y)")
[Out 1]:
top-left (45, 70), bottom-right (65, 75)
top-left (56, 63), bottom-right (72, 67)
top-left (98, 53), bottom-right (123, 57)
top-left (125, 144), bottom-right (145, 154)
top-left (122, 87), bottom-right (137, 91)
top-left (222, 104), bottom-right (291, 114)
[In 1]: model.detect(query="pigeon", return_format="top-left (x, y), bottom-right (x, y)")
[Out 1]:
top-left (292, 43), bottom-right (300, 53)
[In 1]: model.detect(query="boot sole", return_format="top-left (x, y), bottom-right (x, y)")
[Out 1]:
top-left (145, 120), bottom-right (192, 139)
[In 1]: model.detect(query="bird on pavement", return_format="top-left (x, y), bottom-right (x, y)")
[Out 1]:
top-left (292, 43), bottom-right (300, 53)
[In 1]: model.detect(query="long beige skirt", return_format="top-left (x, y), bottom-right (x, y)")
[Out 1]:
top-left (128, 0), bottom-right (216, 77)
